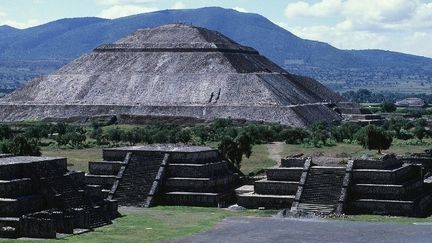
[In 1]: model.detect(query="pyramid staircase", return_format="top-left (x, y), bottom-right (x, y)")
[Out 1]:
top-left (85, 146), bottom-right (239, 208)
top-left (291, 166), bottom-right (348, 215)
top-left (237, 158), bottom-right (305, 209)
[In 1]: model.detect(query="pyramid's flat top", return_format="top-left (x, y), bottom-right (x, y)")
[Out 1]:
top-left (95, 24), bottom-right (256, 52)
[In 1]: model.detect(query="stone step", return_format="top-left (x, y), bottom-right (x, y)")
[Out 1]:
top-left (348, 198), bottom-right (418, 216)
top-left (164, 176), bottom-right (237, 193)
top-left (352, 165), bottom-right (420, 184)
top-left (237, 192), bottom-right (295, 209)
top-left (162, 191), bottom-right (236, 207)
top-left (351, 179), bottom-right (424, 200)
top-left (235, 185), bottom-right (254, 195)
top-left (0, 217), bottom-right (20, 238)
top-left (266, 167), bottom-right (303, 181)
top-left (280, 158), bottom-right (306, 168)
top-left (254, 179), bottom-right (299, 195)
top-left (297, 203), bottom-right (335, 214)
top-left (0, 178), bottom-right (33, 198)
top-left (0, 195), bottom-right (45, 217)
top-left (88, 161), bottom-right (124, 175)
top-left (167, 162), bottom-right (229, 178)
top-left (85, 174), bottom-right (116, 189)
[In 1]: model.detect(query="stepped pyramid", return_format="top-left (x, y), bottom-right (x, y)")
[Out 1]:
top-left (0, 24), bottom-right (343, 126)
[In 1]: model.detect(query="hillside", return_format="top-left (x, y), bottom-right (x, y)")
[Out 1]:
top-left (0, 7), bottom-right (431, 93)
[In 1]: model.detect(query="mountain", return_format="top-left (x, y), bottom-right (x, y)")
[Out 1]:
top-left (0, 25), bottom-right (18, 35)
top-left (0, 7), bottom-right (431, 93)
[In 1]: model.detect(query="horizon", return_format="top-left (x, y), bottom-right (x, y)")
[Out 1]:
top-left (0, 0), bottom-right (431, 58)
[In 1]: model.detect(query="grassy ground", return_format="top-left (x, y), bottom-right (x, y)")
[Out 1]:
top-left (345, 214), bottom-right (432, 224)
top-left (41, 140), bottom-right (432, 174)
top-left (241, 144), bottom-right (277, 174)
top-left (0, 207), bottom-right (276, 243)
top-left (280, 140), bottom-right (431, 159)
top-left (42, 147), bottom-right (102, 172)
top-left (41, 143), bottom-right (279, 174)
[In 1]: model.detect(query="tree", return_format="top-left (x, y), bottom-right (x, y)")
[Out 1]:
top-left (9, 135), bottom-right (41, 156)
top-left (414, 125), bottom-right (426, 141)
top-left (218, 133), bottom-right (252, 170)
top-left (280, 128), bottom-right (309, 144)
top-left (0, 124), bottom-right (13, 140)
top-left (106, 127), bottom-right (123, 144)
top-left (381, 101), bottom-right (396, 113)
top-left (122, 128), bottom-right (142, 145)
top-left (355, 125), bottom-right (393, 153)
top-left (310, 122), bottom-right (329, 147)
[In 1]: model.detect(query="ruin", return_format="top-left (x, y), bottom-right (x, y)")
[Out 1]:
top-left (0, 24), bottom-right (344, 127)
top-left (85, 144), bottom-right (239, 207)
top-left (0, 155), bottom-right (119, 239)
top-left (238, 155), bottom-right (432, 217)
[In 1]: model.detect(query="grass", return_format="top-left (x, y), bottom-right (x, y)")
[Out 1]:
top-left (345, 214), bottom-right (432, 224)
top-left (280, 140), bottom-right (431, 159)
top-left (241, 144), bottom-right (277, 175)
top-left (0, 206), bottom-right (276, 243)
top-left (41, 147), bottom-right (102, 172)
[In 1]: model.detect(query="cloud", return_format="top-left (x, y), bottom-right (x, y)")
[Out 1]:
top-left (172, 1), bottom-right (186, 9)
top-left (96, 0), bottom-right (156, 5)
top-left (285, 0), bottom-right (343, 18)
top-left (98, 5), bottom-right (158, 19)
top-left (2, 19), bottom-right (42, 29)
top-left (233, 7), bottom-right (248, 13)
top-left (282, 0), bottom-right (432, 57)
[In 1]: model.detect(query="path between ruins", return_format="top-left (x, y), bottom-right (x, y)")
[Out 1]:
top-left (267, 142), bottom-right (284, 165)
top-left (171, 217), bottom-right (432, 243)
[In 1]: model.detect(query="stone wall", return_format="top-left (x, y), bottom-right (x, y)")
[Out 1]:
top-left (0, 103), bottom-right (341, 127)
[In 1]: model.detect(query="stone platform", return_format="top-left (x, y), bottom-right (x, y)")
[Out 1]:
top-left (85, 144), bottom-right (239, 207)
top-left (0, 156), bottom-right (119, 239)
top-left (238, 155), bottom-right (432, 217)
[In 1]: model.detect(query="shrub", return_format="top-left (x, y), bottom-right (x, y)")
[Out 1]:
top-left (354, 125), bottom-right (393, 153)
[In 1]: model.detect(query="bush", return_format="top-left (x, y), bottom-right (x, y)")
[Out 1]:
top-left (218, 132), bottom-right (252, 170)
top-left (354, 125), bottom-right (393, 153)
top-left (0, 125), bottom-right (13, 140)
top-left (9, 135), bottom-right (41, 156)
top-left (280, 128), bottom-right (309, 144)
top-left (381, 101), bottom-right (396, 112)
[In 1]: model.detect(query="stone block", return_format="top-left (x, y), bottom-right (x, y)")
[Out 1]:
top-left (167, 162), bottom-right (228, 178)
top-left (281, 158), bottom-right (305, 168)
top-left (89, 161), bottom-right (123, 175)
top-left (254, 179), bottom-right (298, 195)
top-left (266, 168), bottom-right (302, 181)
top-left (237, 192), bottom-right (294, 209)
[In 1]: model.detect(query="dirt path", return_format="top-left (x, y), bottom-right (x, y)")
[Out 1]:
top-left (267, 142), bottom-right (284, 165)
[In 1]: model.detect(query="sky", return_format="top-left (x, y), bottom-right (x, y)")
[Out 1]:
top-left (0, 0), bottom-right (432, 57)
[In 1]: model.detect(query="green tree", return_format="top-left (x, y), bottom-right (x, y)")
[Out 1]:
top-left (9, 135), bottom-right (41, 156)
top-left (355, 125), bottom-right (393, 153)
top-left (310, 122), bottom-right (329, 147)
top-left (218, 133), bottom-right (252, 169)
top-left (0, 124), bottom-right (13, 140)
top-left (106, 127), bottom-right (123, 144)
top-left (381, 101), bottom-right (397, 113)
top-left (122, 129), bottom-right (142, 145)
top-left (280, 128), bottom-right (309, 144)
top-left (414, 125), bottom-right (426, 141)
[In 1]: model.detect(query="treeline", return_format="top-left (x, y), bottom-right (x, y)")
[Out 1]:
top-left (341, 89), bottom-right (432, 104)
top-left (0, 117), bottom-right (431, 158)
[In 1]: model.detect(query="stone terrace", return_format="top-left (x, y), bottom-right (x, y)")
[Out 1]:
top-left (85, 144), bottom-right (239, 208)
top-left (0, 156), bottom-right (119, 239)
top-left (238, 155), bottom-right (432, 217)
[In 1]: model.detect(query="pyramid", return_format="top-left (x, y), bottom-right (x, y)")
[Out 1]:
top-left (0, 24), bottom-right (344, 127)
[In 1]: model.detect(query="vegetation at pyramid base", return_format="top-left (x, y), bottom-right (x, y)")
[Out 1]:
top-left (1, 115), bottom-right (431, 163)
